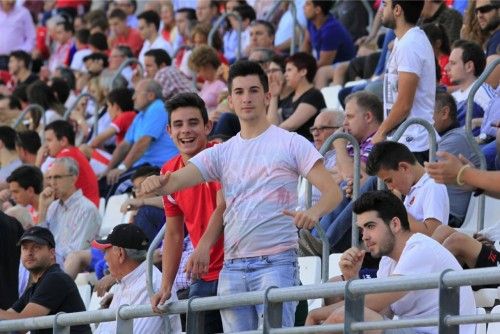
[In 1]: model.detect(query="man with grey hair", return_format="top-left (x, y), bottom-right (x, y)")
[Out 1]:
top-left (102, 79), bottom-right (178, 197)
top-left (39, 157), bottom-right (101, 265)
top-left (92, 224), bottom-right (182, 333)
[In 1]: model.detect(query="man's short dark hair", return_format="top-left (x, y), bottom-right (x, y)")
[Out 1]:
top-left (166, 92), bottom-right (209, 125)
top-left (15, 130), bottom-right (41, 155)
top-left (353, 190), bottom-right (410, 231)
top-left (9, 50), bottom-right (32, 69)
top-left (7, 165), bottom-right (44, 194)
top-left (176, 7), bottom-right (197, 21)
top-left (57, 20), bottom-right (75, 34)
top-left (312, 0), bottom-right (333, 15)
top-left (45, 120), bottom-right (75, 146)
top-left (138, 10), bottom-right (161, 31)
top-left (392, 0), bottom-right (424, 25)
top-left (234, 4), bottom-right (256, 22)
top-left (0, 126), bottom-right (16, 150)
top-left (107, 88), bottom-right (134, 111)
top-left (366, 141), bottom-right (417, 176)
top-left (55, 66), bottom-right (76, 90)
top-left (286, 52), bottom-right (317, 83)
top-left (88, 32), bottom-right (108, 51)
top-left (109, 8), bottom-right (127, 21)
top-left (345, 91), bottom-right (384, 123)
top-left (50, 78), bottom-right (70, 105)
top-left (144, 49), bottom-right (172, 67)
top-left (435, 91), bottom-right (458, 123)
top-left (131, 165), bottom-right (160, 181)
top-left (75, 28), bottom-right (90, 44)
top-left (252, 19), bottom-right (275, 36)
top-left (228, 60), bottom-right (269, 93)
top-left (452, 40), bottom-right (486, 78)
top-left (0, 94), bottom-right (21, 110)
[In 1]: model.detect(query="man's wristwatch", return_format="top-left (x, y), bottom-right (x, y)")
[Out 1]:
top-left (117, 163), bottom-right (127, 171)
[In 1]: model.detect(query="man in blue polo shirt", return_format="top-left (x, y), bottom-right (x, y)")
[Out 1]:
top-left (102, 79), bottom-right (178, 197)
top-left (301, 0), bottom-right (355, 68)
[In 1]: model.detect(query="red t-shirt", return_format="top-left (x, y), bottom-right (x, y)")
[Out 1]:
top-left (57, 147), bottom-right (100, 207)
top-left (161, 143), bottom-right (224, 281)
top-left (439, 54), bottom-right (451, 87)
top-left (111, 28), bottom-right (144, 57)
top-left (111, 111), bottom-right (136, 144)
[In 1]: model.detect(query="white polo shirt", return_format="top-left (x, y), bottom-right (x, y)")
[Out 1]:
top-left (404, 173), bottom-right (449, 225)
top-left (139, 35), bottom-right (174, 66)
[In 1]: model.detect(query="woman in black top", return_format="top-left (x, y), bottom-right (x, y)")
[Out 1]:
top-left (268, 52), bottom-right (326, 141)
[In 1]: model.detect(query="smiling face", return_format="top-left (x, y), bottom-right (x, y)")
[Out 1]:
top-left (357, 210), bottom-right (396, 258)
top-left (228, 74), bottom-right (270, 123)
top-left (168, 106), bottom-right (211, 160)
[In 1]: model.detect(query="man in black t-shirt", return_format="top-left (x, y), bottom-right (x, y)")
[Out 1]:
top-left (0, 226), bottom-right (91, 334)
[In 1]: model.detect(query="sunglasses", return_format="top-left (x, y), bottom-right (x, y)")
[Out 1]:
top-left (475, 4), bottom-right (498, 14)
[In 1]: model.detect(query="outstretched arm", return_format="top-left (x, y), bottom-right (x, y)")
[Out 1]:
top-left (142, 163), bottom-right (206, 196)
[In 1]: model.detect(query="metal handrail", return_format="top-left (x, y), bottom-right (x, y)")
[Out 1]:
top-left (209, 12), bottom-right (242, 60)
top-left (63, 93), bottom-right (100, 136)
top-left (13, 104), bottom-right (46, 137)
top-left (304, 132), bottom-right (361, 284)
top-left (112, 58), bottom-right (143, 88)
top-left (146, 224), bottom-right (166, 299)
top-left (465, 58), bottom-right (500, 232)
top-left (360, 0), bottom-right (374, 33)
top-left (391, 118), bottom-right (438, 162)
top-left (263, 0), bottom-right (301, 55)
top-left (1, 267), bottom-right (500, 333)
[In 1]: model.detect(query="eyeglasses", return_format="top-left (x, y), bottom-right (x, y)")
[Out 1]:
top-left (46, 174), bottom-right (73, 181)
top-left (309, 126), bottom-right (338, 134)
top-left (475, 4), bottom-right (498, 14)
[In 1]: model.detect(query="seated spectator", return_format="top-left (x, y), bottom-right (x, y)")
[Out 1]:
top-left (48, 20), bottom-right (74, 73)
top-left (188, 45), bottom-right (227, 114)
top-left (0, 226), bottom-right (91, 334)
top-left (433, 91), bottom-right (481, 226)
top-left (419, 0), bottom-right (463, 44)
top-left (26, 81), bottom-right (64, 135)
top-left (15, 130), bottom-right (41, 165)
top-left (305, 190), bottom-right (476, 334)
top-left (478, 86), bottom-right (500, 170)
top-left (0, 126), bottom-right (22, 186)
top-left (69, 29), bottom-right (92, 73)
top-left (475, 0), bottom-right (500, 88)
top-left (82, 52), bottom-right (108, 77)
top-left (0, 94), bottom-right (22, 127)
top-left (108, 8), bottom-right (144, 57)
top-left (267, 52), bottom-right (326, 140)
top-left (8, 50), bottom-right (38, 91)
top-left (223, 3), bottom-right (256, 63)
top-left (196, 0), bottom-right (219, 27)
top-left (274, 0), bottom-right (307, 54)
top-left (92, 224), bottom-right (181, 333)
top-left (331, 0), bottom-right (370, 43)
top-left (107, 45), bottom-right (134, 85)
top-left (38, 121), bottom-right (100, 206)
top-left (39, 157), bottom-right (101, 265)
top-left (114, 0), bottom-right (138, 29)
top-left (422, 23), bottom-right (452, 87)
top-left (138, 10), bottom-right (173, 66)
top-left (160, 2), bottom-right (177, 44)
top-left (102, 79), bottom-right (178, 197)
top-left (143, 48), bottom-right (171, 79)
top-left (7, 165), bottom-right (44, 227)
top-left (244, 19), bottom-right (275, 57)
top-left (172, 7), bottom-right (197, 55)
top-left (154, 56), bottom-right (195, 101)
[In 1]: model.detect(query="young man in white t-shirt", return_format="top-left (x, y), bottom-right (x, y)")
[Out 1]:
top-left (141, 60), bottom-right (342, 331)
top-left (373, 0), bottom-right (436, 162)
top-left (306, 190), bottom-right (476, 334)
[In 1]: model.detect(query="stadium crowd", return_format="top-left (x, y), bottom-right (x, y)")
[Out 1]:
top-left (0, 0), bottom-right (498, 333)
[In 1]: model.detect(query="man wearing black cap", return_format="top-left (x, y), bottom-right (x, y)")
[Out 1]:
top-left (0, 226), bottom-right (91, 334)
top-left (92, 224), bottom-right (181, 333)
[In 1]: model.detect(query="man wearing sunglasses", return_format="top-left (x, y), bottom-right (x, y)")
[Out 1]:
top-left (475, 0), bottom-right (500, 87)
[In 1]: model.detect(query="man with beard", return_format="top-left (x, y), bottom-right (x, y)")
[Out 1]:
top-left (475, 0), bottom-right (500, 87)
top-left (305, 190), bottom-right (476, 334)
top-left (372, 0), bottom-right (435, 164)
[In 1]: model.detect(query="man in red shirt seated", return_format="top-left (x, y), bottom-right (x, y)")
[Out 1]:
top-left (108, 8), bottom-right (144, 57)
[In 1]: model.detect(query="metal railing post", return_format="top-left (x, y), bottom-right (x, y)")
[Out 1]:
top-left (186, 296), bottom-right (205, 334)
top-left (288, 0), bottom-right (299, 54)
top-left (64, 93), bottom-right (100, 136)
top-left (263, 286), bottom-right (283, 333)
top-left (465, 58), bottom-right (499, 232)
top-left (13, 104), bottom-right (46, 137)
top-left (146, 224), bottom-right (165, 298)
top-left (344, 279), bottom-right (364, 334)
top-left (116, 304), bottom-right (133, 334)
top-left (439, 270), bottom-right (460, 334)
top-left (112, 58), bottom-right (143, 88)
top-left (209, 12), bottom-right (242, 60)
top-left (52, 312), bottom-right (69, 334)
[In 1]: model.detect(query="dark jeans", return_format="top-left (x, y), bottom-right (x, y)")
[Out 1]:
top-left (188, 279), bottom-right (223, 334)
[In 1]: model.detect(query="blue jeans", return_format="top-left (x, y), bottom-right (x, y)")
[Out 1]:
top-left (188, 279), bottom-right (223, 333)
top-left (217, 249), bottom-right (299, 332)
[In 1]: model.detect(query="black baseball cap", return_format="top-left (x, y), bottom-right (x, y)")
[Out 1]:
top-left (83, 52), bottom-right (109, 67)
top-left (91, 224), bottom-right (149, 250)
top-left (18, 226), bottom-right (56, 248)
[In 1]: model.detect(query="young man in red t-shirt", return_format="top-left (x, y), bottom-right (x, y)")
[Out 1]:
top-left (108, 8), bottom-right (144, 57)
top-left (40, 120), bottom-right (100, 207)
top-left (151, 92), bottom-right (224, 333)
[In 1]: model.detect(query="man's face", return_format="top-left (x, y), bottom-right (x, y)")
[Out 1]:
top-left (196, 0), bottom-right (215, 25)
top-left (433, 104), bottom-right (448, 133)
top-left (109, 17), bottom-right (127, 36)
top-left (9, 181), bottom-right (32, 206)
top-left (21, 241), bottom-right (54, 274)
top-left (168, 106), bottom-right (211, 159)
top-left (175, 12), bottom-right (189, 37)
top-left (357, 210), bottom-right (396, 258)
top-left (377, 165), bottom-right (413, 195)
top-left (475, 0), bottom-right (499, 31)
top-left (44, 129), bottom-right (66, 157)
top-left (228, 75), bottom-right (270, 123)
top-left (250, 24), bottom-right (273, 48)
top-left (84, 58), bottom-right (105, 75)
top-left (55, 24), bottom-right (71, 44)
top-left (104, 246), bottom-right (122, 278)
top-left (344, 99), bottom-right (369, 142)
top-left (311, 114), bottom-right (338, 150)
top-left (8, 56), bottom-right (22, 76)
top-left (137, 19), bottom-right (153, 40)
top-left (0, 98), bottom-right (19, 123)
top-left (46, 163), bottom-right (76, 199)
top-left (445, 48), bottom-right (468, 85)
top-left (303, 0), bottom-right (316, 20)
top-left (115, 0), bottom-right (134, 15)
top-left (143, 55), bottom-right (159, 78)
top-left (381, 0), bottom-right (396, 29)
top-left (109, 48), bottom-right (126, 71)
top-left (133, 81), bottom-right (153, 111)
